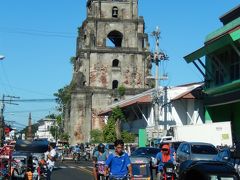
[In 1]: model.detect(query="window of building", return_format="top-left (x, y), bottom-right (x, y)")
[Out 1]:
top-left (230, 49), bottom-right (240, 81)
top-left (112, 80), bottom-right (119, 89)
top-left (107, 30), bottom-right (123, 47)
top-left (212, 56), bottom-right (224, 85)
top-left (112, 59), bottom-right (119, 67)
top-left (112, 6), bottom-right (118, 18)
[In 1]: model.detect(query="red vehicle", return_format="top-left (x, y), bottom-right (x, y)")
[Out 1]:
top-left (0, 145), bottom-right (14, 178)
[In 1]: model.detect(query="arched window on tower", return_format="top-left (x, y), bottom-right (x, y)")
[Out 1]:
top-left (112, 80), bottom-right (119, 89)
top-left (112, 59), bottom-right (119, 67)
top-left (112, 6), bottom-right (118, 18)
top-left (107, 30), bottom-right (123, 47)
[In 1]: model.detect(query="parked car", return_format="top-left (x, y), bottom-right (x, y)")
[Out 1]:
top-left (130, 156), bottom-right (152, 180)
top-left (176, 142), bottom-right (218, 164)
top-left (178, 160), bottom-right (240, 180)
top-left (131, 147), bottom-right (160, 179)
top-left (11, 151), bottom-right (33, 179)
top-left (131, 147), bottom-right (160, 169)
top-left (214, 147), bottom-right (240, 175)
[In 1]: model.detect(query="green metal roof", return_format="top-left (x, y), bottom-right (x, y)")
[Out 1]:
top-left (184, 28), bottom-right (240, 63)
top-left (205, 17), bottom-right (240, 42)
top-left (204, 79), bottom-right (240, 95)
top-left (183, 47), bottom-right (205, 63)
top-left (230, 28), bottom-right (240, 41)
top-left (184, 17), bottom-right (240, 63)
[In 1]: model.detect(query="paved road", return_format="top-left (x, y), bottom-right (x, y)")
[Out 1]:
top-left (52, 160), bottom-right (93, 180)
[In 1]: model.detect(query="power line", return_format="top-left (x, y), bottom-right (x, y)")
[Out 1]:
top-left (5, 108), bottom-right (56, 114)
top-left (0, 26), bottom-right (75, 35)
top-left (0, 82), bottom-right (54, 97)
top-left (0, 63), bottom-right (14, 95)
top-left (1, 98), bottom-right (57, 103)
top-left (0, 27), bottom-right (76, 39)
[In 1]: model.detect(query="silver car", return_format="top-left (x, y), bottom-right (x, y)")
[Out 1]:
top-left (176, 142), bottom-right (218, 164)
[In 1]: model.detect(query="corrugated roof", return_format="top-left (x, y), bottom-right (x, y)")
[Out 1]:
top-left (98, 92), bottom-right (152, 116)
top-left (98, 83), bottom-right (203, 116)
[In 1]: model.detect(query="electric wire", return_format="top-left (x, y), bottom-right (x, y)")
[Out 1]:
top-left (0, 27), bottom-right (76, 39)
top-left (0, 82), bottom-right (54, 97)
top-left (0, 62), bottom-right (15, 95)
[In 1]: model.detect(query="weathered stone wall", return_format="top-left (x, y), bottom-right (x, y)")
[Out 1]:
top-left (89, 53), bottom-right (146, 88)
top-left (67, 0), bottom-right (151, 144)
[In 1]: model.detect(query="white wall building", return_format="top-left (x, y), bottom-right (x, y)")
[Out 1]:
top-left (99, 82), bottom-right (204, 139)
top-left (35, 118), bottom-right (56, 142)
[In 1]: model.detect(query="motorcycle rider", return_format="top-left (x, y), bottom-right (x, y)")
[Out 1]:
top-left (156, 144), bottom-right (175, 179)
top-left (104, 139), bottom-right (133, 180)
top-left (93, 143), bottom-right (109, 180)
top-left (44, 143), bottom-right (56, 180)
top-left (73, 144), bottom-right (81, 161)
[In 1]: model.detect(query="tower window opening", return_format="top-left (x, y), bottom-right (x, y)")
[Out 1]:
top-left (107, 30), bottom-right (123, 47)
top-left (112, 59), bottom-right (119, 67)
top-left (112, 7), bottom-right (118, 18)
top-left (112, 80), bottom-right (119, 89)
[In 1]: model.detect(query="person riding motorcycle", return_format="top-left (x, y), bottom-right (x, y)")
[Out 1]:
top-left (93, 143), bottom-right (109, 180)
top-left (104, 139), bottom-right (133, 180)
top-left (156, 144), bottom-right (175, 179)
top-left (73, 144), bottom-right (81, 161)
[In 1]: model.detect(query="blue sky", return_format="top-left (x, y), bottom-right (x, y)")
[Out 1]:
top-left (0, 0), bottom-right (239, 128)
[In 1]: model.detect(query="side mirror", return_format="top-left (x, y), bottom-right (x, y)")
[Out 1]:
top-left (223, 156), bottom-right (229, 161)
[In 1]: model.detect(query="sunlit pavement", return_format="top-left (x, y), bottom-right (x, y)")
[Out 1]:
top-left (52, 160), bottom-right (93, 180)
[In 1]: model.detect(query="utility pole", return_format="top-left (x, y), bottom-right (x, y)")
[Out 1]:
top-left (0, 95), bottom-right (5, 147)
top-left (0, 95), bottom-right (19, 146)
top-left (151, 26), bottom-right (169, 139)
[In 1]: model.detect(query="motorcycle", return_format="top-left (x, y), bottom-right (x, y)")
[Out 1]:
top-left (96, 161), bottom-right (108, 180)
top-left (108, 175), bottom-right (131, 180)
top-left (73, 152), bottom-right (80, 163)
top-left (160, 162), bottom-right (176, 180)
top-left (36, 159), bottom-right (48, 180)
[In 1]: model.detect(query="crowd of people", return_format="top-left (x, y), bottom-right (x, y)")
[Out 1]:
top-left (91, 140), bottom-right (176, 180)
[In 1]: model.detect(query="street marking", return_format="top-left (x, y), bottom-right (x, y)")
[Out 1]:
top-left (68, 166), bottom-right (76, 169)
top-left (87, 166), bottom-right (93, 169)
top-left (58, 166), bottom-right (68, 169)
top-left (79, 166), bottom-right (85, 169)
top-left (78, 167), bottom-right (93, 175)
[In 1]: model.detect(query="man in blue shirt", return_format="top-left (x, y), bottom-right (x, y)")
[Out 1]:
top-left (104, 139), bottom-right (133, 180)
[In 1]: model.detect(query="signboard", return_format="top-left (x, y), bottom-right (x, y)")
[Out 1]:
top-left (138, 129), bottom-right (147, 147)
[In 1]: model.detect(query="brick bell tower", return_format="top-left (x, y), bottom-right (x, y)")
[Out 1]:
top-left (66, 0), bottom-right (152, 144)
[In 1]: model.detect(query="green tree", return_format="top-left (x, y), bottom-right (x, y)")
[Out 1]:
top-left (121, 131), bottom-right (136, 143)
top-left (70, 56), bottom-right (76, 64)
top-left (90, 129), bottom-right (104, 143)
top-left (103, 119), bottom-right (116, 143)
top-left (50, 126), bottom-right (59, 142)
top-left (112, 106), bottom-right (125, 139)
top-left (54, 82), bottom-right (76, 109)
top-left (59, 133), bottom-right (70, 141)
top-left (103, 106), bottom-right (125, 140)
top-left (20, 123), bottom-right (39, 136)
top-left (118, 85), bottom-right (126, 97)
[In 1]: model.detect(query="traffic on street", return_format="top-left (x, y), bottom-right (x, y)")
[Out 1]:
top-left (0, 138), bottom-right (239, 179)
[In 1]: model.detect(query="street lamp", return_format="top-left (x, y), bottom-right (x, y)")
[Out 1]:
top-left (0, 55), bottom-right (5, 60)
